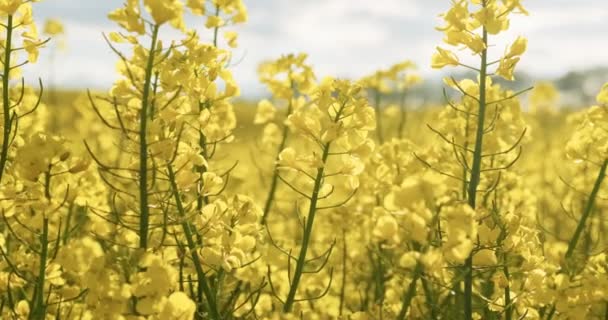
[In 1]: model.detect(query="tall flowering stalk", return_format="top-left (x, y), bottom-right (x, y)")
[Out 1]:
top-left (266, 79), bottom-right (375, 313)
top-left (564, 84), bottom-right (608, 262)
top-left (430, 0), bottom-right (530, 318)
top-left (90, 0), bottom-right (188, 250)
top-left (0, 1), bottom-right (47, 183)
top-left (254, 53), bottom-right (316, 224)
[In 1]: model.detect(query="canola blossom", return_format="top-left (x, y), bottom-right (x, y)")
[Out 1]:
top-left (0, 0), bottom-right (607, 319)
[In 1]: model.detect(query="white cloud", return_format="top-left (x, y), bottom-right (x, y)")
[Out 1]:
top-left (24, 20), bottom-right (114, 89)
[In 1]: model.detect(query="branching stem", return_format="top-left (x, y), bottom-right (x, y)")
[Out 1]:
top-left (138, 24), bottom-right (160, 249)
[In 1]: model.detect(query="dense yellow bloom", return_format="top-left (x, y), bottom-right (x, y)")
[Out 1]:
top-left (2, 0), bottom-right (607, 319)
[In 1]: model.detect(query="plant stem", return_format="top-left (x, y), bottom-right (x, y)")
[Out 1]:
top-left (282, 141), bottom-right (331, 312)
top-left (197, 101), bottom-right (210, 212)
top-left (261, 94), bottom-right (294, 224)
top-left (464, 21), bottom-right (489, 320)
top-left (504, 264), bottom-right (513, 320)
top-left (339, 230), bottom-right (347, 316)
top-left (281, 98), bottom-right (346, 312)
top-left (565, 158), bottom-right (608, 260)
top-left (138, 24), bottom-right (160, 249)
top-left (212, 5), bottom-right (220, 47)
top-left (397, 264), bottom-right (421, 320)
top-left (0, 15), bottom-right (13, 184)
top-left (421, 276), bottom-right (438, 319)
top-left (196, 14), bottom-right (220, 211)
top-left (31, 217), bottom-right (49, 320)
top-left (167, 165), bottom-right (220, 320)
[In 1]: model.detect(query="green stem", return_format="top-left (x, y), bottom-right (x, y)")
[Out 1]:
top-left (462, 115), bottom-right (471, 199)
top-left (397, 264), bottom-right (421, 320)
top-left (196, 9), bottom-right (220, 211)
top-left (282, 141), bottom-right (331, 313)
top-left (0, 15), bottom-right (14, 184)
top-left (167, 165), bottom-right (220, 320)
top-left (373, 246), bottom-right (386, 304)
top-left (138, 24), bottom-right (160, 249)
top-left (261, 95), bottom-right (294, 224)
top-left (565, 158), bottom-right (608, 260)
top-left (421, 277), bottom-right (438, 319)
top-left (545, 305), bottom-right (556, 320)
top-left (63, 203), bottom-right (74, 245)
top-left (339, 230), bottom-right (347, 316)
top-left (464, 22), bottom-right (489, 320)
top-left (504, 264), bottom-right (513, 320)
top-left (280, 95), bottom-right (346, 312)
top-left (197, 101), bottom-right (210, 212)
top-left (213, 5), bottom-right (220, 47)
top-left (44, 164), bottom-right (52, 199)
top-left (30, 217), bottom-right (49, 320)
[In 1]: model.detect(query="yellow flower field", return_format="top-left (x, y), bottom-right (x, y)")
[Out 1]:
top-left (0, 0), bottom-right (607, 319)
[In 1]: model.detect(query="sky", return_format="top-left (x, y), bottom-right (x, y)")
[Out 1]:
top-left (25, 0), bottom-right (608, 97)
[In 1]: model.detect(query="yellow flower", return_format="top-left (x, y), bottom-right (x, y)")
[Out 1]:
top-left (15, 300), bottom-right (30, 318)
top-left (205, 15), bottom-right (224, 29)
top-left (373, 214), bottom-right (399, 242)
top-left (232, 1), bottom-right (248, 23)
top-left (254, 99), bottom-right (276, 124)
top-left (261, 123), bottom-right (281, 147)
top-left (431, 47), bottom-right (459, 69)
top-left (0, 0), bottom-right (22, 15)
top-left (43, 18), bottom-right (64, 36)
top-left (144, 0), bottom-right (184, 27)
top-left (472, 249), bottom-right (498, 266)
top-left (158, 292), bottom-right (196, 320)
top-left (186, 0), bottom-right (205, 15)
top-left (596, 83), bottom-right (608, 105)
top-left (438, 0), bottom-right (469, 31)
top-left (496, 56), bottom-right (520, 81)
top-left (278, 147), bottom-right (298, 168)
top-left (201, 172), bottom-right (223, 195)
top-left (23, 39), bottom-right (40, 63)
top-left (399, 252), bottom-right (420, 269)
top-left (473, 4), bottom-right (510, 34)
top-left (224, 31), bottom-right (238, 48)
top-left (503, 0), bottom-right (529, 15)
top-left (505, 36), bottom-right (527, 59)
top-left (108, 0), bottom-right (145, 34)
